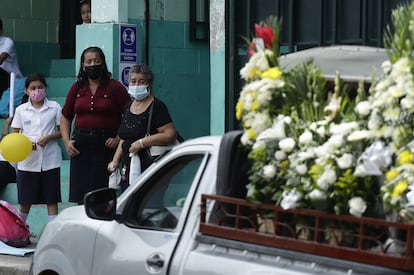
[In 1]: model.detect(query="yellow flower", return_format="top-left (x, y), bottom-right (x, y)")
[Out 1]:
top-left (248, 128), bottom-right (257, 139)
top-left (250, 67), bottom-right (262, 79)
top-left (235, 100), bottom-right (244, 120)
top-left (386, 169), bottom-right (399, 182)
top-left (261, 67), bottom-right (282, 79)
top-left (398, 150), bottom-right (413, 164)
top-left (392, 180), bottom-right (408, 198)
top-left (251, 100), bottom-right (260, 112)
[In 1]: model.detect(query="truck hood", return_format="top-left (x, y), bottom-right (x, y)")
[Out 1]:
top-left (33, 205), bottom-right (106, 274)
top-left (54, 205), bottom-right (87, 220)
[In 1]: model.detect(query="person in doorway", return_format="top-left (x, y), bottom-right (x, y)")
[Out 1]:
top-left (108, 64), bottom-right (178, 192)
top-left (0, 17), bottom-right (23, 100)
top-left (11, 73), bottom-right (62, 224)
top-left (61, 46), bottom-right (130, 204)
top-left (80, 0), bottom-right (91, 24)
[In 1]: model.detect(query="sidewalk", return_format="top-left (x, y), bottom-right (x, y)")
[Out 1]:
top-left (0, 237), bottom-right (37, 275)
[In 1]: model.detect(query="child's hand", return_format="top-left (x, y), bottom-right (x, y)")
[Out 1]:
top-left (37, 136), bottom-right (49, 148)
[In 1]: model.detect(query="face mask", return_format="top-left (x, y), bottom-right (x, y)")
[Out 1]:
top-left (128, 85), bottom-right (149, 100)
top-left (29, 88), bottom-right (46, 103)
top-left (84, 65), bottom-right (103, 80)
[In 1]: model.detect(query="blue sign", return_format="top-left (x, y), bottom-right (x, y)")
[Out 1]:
top-left (121, 66), bottom-right (131, 87)
top-left (120, 25), bottom-right (137, 63)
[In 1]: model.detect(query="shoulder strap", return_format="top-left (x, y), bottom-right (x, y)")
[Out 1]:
top-left (146, 103), bottom-right (154, 136)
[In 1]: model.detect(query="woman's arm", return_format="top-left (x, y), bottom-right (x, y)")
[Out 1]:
top-left (128, 122), bottom-right (177, 154)
top-left (61, 115), bottom-right (79, 157)
top-left (60, 115), bottom-right (71, 144)
top-left (108, 139), bottom-right (124, 171)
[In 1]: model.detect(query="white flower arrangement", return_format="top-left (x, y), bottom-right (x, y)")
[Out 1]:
top-left (238, 2), bottom-right (414, 221)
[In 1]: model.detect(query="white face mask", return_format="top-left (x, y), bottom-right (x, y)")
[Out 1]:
top-left (128, 85), bottom-right (149, 100)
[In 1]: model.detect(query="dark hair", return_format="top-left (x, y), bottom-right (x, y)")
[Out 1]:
top-left (25, 73), bottom-right (47, 89)
top-left (77, 46), bottom-right (111, 84)
top-left (80, 0), bottom-right (90, 7)
top-left (0, 18), bottom-right (3, 31)
top-left (129, 64), bottom-right (154, 85)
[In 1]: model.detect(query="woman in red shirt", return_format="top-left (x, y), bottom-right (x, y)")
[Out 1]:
top-left (61, 46), bottom-right (130, 204)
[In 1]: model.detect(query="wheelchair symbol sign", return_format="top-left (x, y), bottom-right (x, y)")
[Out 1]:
top-left (120, 25), bottom-right (137, 63)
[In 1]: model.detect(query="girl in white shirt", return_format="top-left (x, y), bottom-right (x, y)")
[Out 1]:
top-left (11, 73), bottom-right (62, 224)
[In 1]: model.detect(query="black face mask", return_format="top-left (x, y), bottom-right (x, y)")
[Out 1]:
top-left (84, 65), bottom-right (103, 80)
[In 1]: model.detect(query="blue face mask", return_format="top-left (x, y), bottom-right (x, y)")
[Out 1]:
top-left (128, 85), bottom-right (149, 100)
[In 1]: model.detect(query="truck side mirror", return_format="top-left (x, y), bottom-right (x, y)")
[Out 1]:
top-left (84, 188), bottom-right (117, 221)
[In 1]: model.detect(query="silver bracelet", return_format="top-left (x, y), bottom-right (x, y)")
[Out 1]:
top-left (139, 138), bottom-right (145, 149)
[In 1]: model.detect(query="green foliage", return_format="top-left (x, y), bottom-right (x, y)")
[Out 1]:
top-left (266, 16), bottom-right (282, 67)
top-left (284, 60), bottom-right (327, 122)
top-left (384, 2), bottom-right (414, 63)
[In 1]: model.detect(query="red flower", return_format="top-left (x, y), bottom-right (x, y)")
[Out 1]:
top-left (255, 24), bottom-right (274, 49)
top-left (248, 41), bottom-right (256, 58)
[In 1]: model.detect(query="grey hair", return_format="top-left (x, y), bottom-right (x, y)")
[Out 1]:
top-left (129, 64), bottom-right (154, 85)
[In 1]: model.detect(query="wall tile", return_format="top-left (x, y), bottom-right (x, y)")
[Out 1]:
top-left (164, 0), bottom-right (188, 22)
top-left (47, 21), bottom-right (60, 43)
top-left (14, 19), bottom-right (47, 42)
top-left (149, 20), bottom-right (185, 48)
top-left (0, 0), bottom-right (31, 19)
top-left (32, 0), bottom-right (60, 20)
top-left (129, 1), bottom-right (146, 20)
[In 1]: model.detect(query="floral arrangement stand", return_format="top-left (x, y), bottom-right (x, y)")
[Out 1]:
top-left (200, 194), bottom-right (414, 271)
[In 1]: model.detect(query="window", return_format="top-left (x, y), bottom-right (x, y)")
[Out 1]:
top-left (123, 154), bottom-right (205, 230)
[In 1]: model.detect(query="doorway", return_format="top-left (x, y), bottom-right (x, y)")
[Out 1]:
top-left (60, 0), bottom-right (80, 59)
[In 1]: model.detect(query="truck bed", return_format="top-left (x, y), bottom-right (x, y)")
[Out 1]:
top-left (199, 194), bottom-right (414, 274)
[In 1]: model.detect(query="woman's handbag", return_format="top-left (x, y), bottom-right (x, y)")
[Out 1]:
top-left (144, 104), bottom-right (182, 160)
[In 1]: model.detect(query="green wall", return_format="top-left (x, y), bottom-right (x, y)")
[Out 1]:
top-left (0, 0), bottom-right (61, 76)
top-left (148, 20), bottom-right (210, 139)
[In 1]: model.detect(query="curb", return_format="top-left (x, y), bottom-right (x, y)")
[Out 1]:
top-left (0, 254), bottom-right (32, 275)
top-left (0, 238), bottom-right (37, 275)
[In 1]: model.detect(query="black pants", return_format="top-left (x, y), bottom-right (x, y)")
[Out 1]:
top-left (0, 67), bottom-right (10, 100)
top-left (0, 161), bottom-right (16, 190)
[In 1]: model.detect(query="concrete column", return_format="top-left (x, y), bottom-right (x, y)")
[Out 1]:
top-left (76, 0), bottom-right (137, 86)
top-left (209, 0), bottom-right (226, 135)
top-left (92, 0), bottom-right (128, 23)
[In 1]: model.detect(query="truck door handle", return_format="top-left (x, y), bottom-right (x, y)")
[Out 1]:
top-left (147, 254), bottom-right (164, 268)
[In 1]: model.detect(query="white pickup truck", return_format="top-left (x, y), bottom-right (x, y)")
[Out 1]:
top-left (30, 130), bottom-right (414, 275)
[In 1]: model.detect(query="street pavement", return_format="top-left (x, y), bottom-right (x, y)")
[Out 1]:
top-left (0, 237), bottom-right (36, 275)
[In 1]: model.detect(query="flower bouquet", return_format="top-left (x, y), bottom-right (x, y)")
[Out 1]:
top-left (237, 15), bottom-right (382, 221)
top-left (234, 1), bottom-right (414, 259)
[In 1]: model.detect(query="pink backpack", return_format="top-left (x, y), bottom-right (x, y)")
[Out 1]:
top-left (0, 200), bottom-right (31, 247)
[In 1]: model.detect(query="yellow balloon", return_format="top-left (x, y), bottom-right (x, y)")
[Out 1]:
top-left (0, 133), bottom-right (32, 162)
